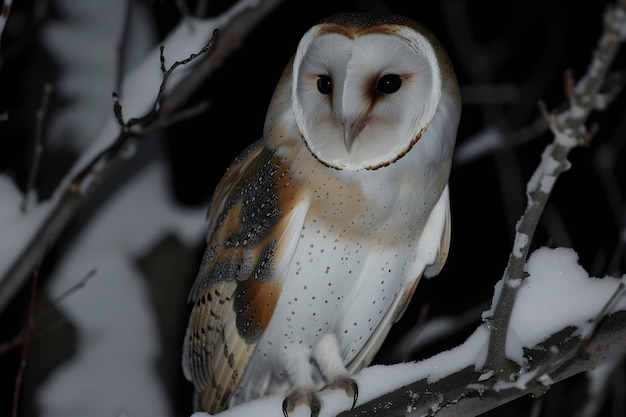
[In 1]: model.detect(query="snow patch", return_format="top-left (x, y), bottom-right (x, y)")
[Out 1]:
top-left (507, 247), bottom-right (626, 363)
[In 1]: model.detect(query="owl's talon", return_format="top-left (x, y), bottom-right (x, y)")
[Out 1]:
top-left (282, 389), bottom-right (321, 417)
top-left (323, 376), bottom-right (359, 409)
top-left (349, 380), bottom-right (358, 409)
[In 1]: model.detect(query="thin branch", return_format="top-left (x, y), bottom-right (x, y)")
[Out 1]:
top-left (115, 0), bottom-right (134, 95)
top-left (0, 1), bottom-right (286, 315)
top-left (12, 237), bottom-right (48, 417)
top-left (159, 0), bottom-right (286, 116)
top-left (22, 83), bottom-right (52, 214)
top-left (155, 32), bottom-right (218, 110)
top-left (484, 0), bottom-right (626, 377)
top-left (71, 30), bottom-right (218, 190)
top-left (137, 99), bottom-right (211, 136)
top-left (0, 269), bottom-right (96, 357)
top-left (41, 268), bottom-right (96, 312)
top-left (580, 282), bottom-right (626, 347)
top-left (0, 316), bottom-right (66, 356)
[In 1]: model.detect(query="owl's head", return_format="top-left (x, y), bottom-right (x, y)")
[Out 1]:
top-left (283, 13), bottom-right (460, 171)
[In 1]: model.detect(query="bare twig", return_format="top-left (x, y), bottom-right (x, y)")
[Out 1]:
top-left (12, 237), bottom-right (48, 417)
top-left (580, 282), bottom-right (626, 347)
top-left (0, 2), bottom-right (286, 315)
top-left (160, 0), bottom-right (286, 116)
top-left (0, 269), bottom-right (96, 357)
top-left (156, 33), bottom-right (219, 108)
top-left (115, 0), bottom-right (134, 95)
top-left (484, 0), bottom-right (626, 377)
top-left (22, 83), bottom-right (53, 214)
top-left (138, 99), bottom-right (211, 136)
top-left (71, 30), bottom-right (218, 190)
top-left (43, 268), bottom-right (96, 311)
top-left (0, 316), bottom-right (65, 357)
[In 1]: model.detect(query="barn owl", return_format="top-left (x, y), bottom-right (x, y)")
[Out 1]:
top-left (182, 12), bottom-right (460, 417)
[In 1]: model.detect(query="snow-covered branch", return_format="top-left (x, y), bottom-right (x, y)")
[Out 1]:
top-left (199, 248), bottom-right (626, 417)
top-left (0, 0), bottom-right (285, 314)
top-left (0, 30), bottom-right (215, 314)
top-left (483, 0), bottom-right (626, 378)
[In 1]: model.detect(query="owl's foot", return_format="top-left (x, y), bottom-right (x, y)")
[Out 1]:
top-left (282, 388), bottom-right (321, 417)
top-left (323, 375), bottom-right (359, 409)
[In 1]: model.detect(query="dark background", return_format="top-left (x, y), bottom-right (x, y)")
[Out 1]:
top-left (1, 0), bottom-right (625, 416)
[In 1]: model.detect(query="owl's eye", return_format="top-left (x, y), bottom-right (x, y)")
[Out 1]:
top-left (317, 75), bottom-right (332, 95)
top-left (376, 74), bottom-right (402, 94)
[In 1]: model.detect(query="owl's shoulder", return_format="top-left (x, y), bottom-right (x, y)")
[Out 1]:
top-left (191, 136), bottom-right (311, 293)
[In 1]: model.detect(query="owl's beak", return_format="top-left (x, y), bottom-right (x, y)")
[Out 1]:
top-left (343, 117), bottom-right (368, 154)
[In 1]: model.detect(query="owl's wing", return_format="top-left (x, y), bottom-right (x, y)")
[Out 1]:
top-left (421, 184), bottom-right (452, 279)
top-left (182, 140), bottom-right (308, 413)
top-left (346, 185), bottom-right (451, 374)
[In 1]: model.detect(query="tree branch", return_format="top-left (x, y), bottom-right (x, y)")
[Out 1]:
top-left (11, 236), bottom-right (49, 417)
top-left (337, 311), bottom-right (626, 417)
top-left (483, 0), bottom-right (626, 377)
top-left (21, 83), bottom-right (52, 213)
top-left (0, 0), bottom-right (285, 314)
top-left (158, 0), bottom-right (286, 117)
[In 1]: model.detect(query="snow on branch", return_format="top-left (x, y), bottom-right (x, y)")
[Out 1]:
top-left (72, 31), bottom-right (219, 192)
top-left (0, 0), bottom-right (285, 314)
top-left (483, 0), bottom-right (626, 378)
top-left (197, 249), bottom-right (626, 417)
top-left (0, 31), bottom-right (216, 314)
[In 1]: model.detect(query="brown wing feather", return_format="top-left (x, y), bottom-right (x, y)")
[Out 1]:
top-left (183, 139), bottom-right (307, 413)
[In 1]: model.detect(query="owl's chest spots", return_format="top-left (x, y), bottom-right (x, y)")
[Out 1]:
top-left (262, 213), bottom-right (413, 364)
top-left (279, 182), bottom-right (419, 311)
top-left (251, 151), bottom-right (430, 375)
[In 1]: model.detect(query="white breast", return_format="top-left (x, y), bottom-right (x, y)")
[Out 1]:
top-left (239, 177), bottom-right (434, 403)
